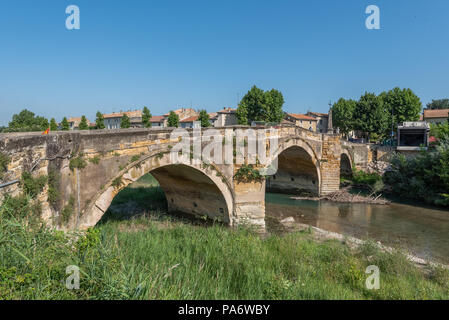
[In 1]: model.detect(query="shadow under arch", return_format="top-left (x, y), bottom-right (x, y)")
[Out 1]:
top-left (78, 152), bottom-right (234, 229)
top-left (340, 151), bottom-right (353, 178)
top-left (265, 138), bottom-right (321, 196)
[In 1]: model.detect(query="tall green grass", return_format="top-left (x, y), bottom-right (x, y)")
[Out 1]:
top-left (1, 210), bottom-right (448, 299)
top-left (1, 173), bottom-right (448, 300)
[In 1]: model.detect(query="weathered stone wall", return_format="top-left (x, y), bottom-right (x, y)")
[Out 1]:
top-left (1, 126), bottom-right (362, 231)
top-left (320, 135), bottom-right (341, 195)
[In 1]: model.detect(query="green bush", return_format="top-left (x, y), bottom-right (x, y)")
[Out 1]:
top-left (351, 169), bottom-right (382, 186)
top-left (21, 172), bottom-right (47, 198)
top-left (61, 196), bottom-right (75, 224)
top-left (47, 169), bottom-right (60, 207)
top-left (234, 164), bottom-right (264, 183)
top-left (69, 153), bottom-right (87, 171)
top-left (384, 141), bottom-right (449, 206)
top-left (0, 152), bottom-right (10, 180)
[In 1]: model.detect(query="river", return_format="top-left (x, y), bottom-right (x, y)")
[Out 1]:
top-left (266, 193), bottom-right (449, 264)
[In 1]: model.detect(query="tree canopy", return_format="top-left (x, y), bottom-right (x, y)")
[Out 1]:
top-left (198, 110), bottom-right (211, 127)
top-left (120, 114), bottom-right (131, 128)
top-left (332, 98), bottom-right (356, 136)
top-left (61, 117), bottom-right (69, 131)
top-left (50, 118), bottom-right (58, 131)
top-left (426, 99), bottom-right (449, 110)
top-left (353, 92), bottom-right (388, 141)
top-left (95, 111), bottom-right (105, 130)
top-left (142, 107), bottom-right (152, 128)
top-left (332, 88), bottom-right (423, 142)
top-left (7, 109), bottom-right (49, 132)
top-left (167, 111), bottom-right (179, 128)
top-left (380, 87), bottom-right (422, 135)
top-left (236, 86), bottom-right (284, 124)
top-left (79, 116), bottom-right (89, 130)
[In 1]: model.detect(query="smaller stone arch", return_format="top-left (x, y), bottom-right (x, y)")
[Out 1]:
top-left (340, 149), bottom-right (353, 177)
top-left (77, 151), bottom-right (234, 229)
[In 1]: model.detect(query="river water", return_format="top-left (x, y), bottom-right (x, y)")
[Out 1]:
top-left (266, 193), bottom-right (449, 264)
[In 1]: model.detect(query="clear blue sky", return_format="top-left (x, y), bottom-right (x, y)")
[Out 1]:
top-left (0, 0), bottom-right (448, 125)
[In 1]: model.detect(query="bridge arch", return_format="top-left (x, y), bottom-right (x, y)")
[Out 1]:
top-left (340, 149), bottom-right (353, 177)
top-left (78, 152), bottom-right (234, 229)
top-left (265, 137), bottom-right (321, 196)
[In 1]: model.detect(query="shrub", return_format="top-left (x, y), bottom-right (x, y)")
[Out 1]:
top-left (130, 155), bottom-right (141, 163)
top-left (89, 156), bottom-right (101, 165)
top-left (0, 152), bottom-right (10, 180)
top-left (384, 141), bottom-right (449, 206)
top-left (61, 196), bottom-right (75, 224)
top-left (21, 172), bottom-right (47, 198)
top-left (69, 154), bottom-right (87, 171)
top-left (234, 164), bottom-right (264, 183)
top-left (47, 169), bottom-right (60, 207)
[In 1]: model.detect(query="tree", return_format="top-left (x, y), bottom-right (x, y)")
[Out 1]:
top-left (61, 117), bottom-right (70, 131)
top-left (198, 110), bottom-right (211, 127)
top-left (236, 102), bottom-right (248, 125)
top-left (50, 118), bottom-right (58, 131)
top-left (236, 86), bottom-right (285, 124)
top-left (167, 111), bottom-right (179, 128)
top-left (79, 116), bottom-right (89, 130)
top-left (95, 111), bottom-right (105, 129)
top-left (237, 86), bottom-right (266, 124)
top-left (263, 89), bottom-right (285, 123)
top-left (380, 87), bottom-right (422, 136)
top-left (8, 109), bottom-right (49, 132)
top-left (426, 99), bottom-right (449, 110)
top-left (332, 98), bottom-right (356, 136)
top-left (353, 92), bottom-right (388, 141)
top-left (121, 114), bottom-right (131, 128)
top-left (142, 106), bottom-right (152, 128)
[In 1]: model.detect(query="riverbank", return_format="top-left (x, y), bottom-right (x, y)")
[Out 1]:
top-left (1, 211), bottom-right (448, 299)
top-left (290, 187), bottom-right (390, 205)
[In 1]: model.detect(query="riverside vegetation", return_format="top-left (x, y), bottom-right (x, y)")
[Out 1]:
top-left (1, 174), bottom-right (449, 300)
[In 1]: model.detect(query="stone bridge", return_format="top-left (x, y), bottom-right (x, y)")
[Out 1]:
top-left (0, 125), bottom-right (373, 231)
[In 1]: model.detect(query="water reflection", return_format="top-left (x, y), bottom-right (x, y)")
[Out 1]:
top-left (266, 193), bottom-right (449, 264)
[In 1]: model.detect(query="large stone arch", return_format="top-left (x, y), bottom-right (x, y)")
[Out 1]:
top-left (77, 151), bottom-right (234, 229)
top-left (265, 137), bottom-right (322, 196)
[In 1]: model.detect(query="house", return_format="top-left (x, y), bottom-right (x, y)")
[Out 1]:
top-left (180, 116), bottom-right (200, 128)
top-left (214, 108), bottom-right (238, 127)
top-left (306, 112), bottom-right (328, 133)
top-left (103, 110), bottom-right (143, 129)
top-left (149, 115), bottom-right (165, 128)
top-left (67, 117), bottom-right (90, 130)
top-left (180, 112), bottom-right (218, 128)
top-left (423, 109), bottom-right (449, 125)
top-left (164, 108), bottom-right (198, 123)
top-left (284, 113), bottom-right (317, 131)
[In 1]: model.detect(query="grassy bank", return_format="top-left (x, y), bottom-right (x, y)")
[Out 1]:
top-left (1, 174), bottom-right (449, 299)
top-left (1, 208), bottom-right (449, 299)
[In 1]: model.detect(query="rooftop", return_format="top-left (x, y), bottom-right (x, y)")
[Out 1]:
top-left (287, 113), bottom-right (317, 121)
top-left (423, 109), bottom-right (449, 119)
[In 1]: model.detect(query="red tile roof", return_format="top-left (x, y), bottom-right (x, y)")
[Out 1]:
top-left (180, 115), bottom-right (199, 123)
top-left (217, 107), bottom-right (236, 113)
top-left (103, 110), bottom-right (142, 119)
top-left (287, 113), bottom-right (317, 121)
top-left (423, 109), bottom-right (449, 119)
top-left (149, 115), bottom-right (165, 122)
